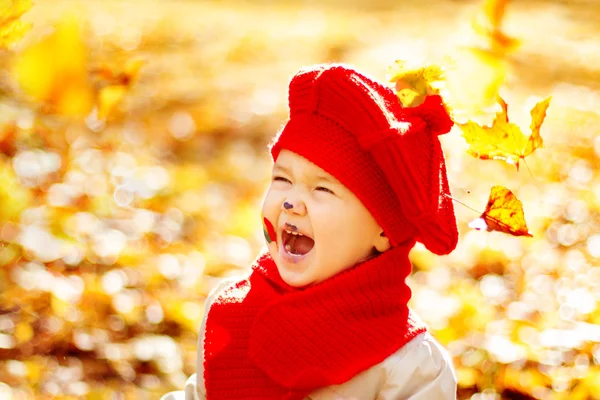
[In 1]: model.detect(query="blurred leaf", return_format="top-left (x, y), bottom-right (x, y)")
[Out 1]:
top-left (445, 48), bottom-right (507, 121)
top-left (0, 123), bottom-right (17, 156)
top-left (51, 293), bottom-right (71, 317)
top-left (162, 296), bottom-right (204, 332)
top-left (498, 364), bottom-right (549, 394)
top-left (0, 242), bottom-right (21, 266)
top-left (13, 16), bottom-right (93, 117)
top-left (582, 367), bottom-right (600, 399)
top-left (469, 185), bottom-right (532, 237)
top-left (387, 60), bottom-right (444, 107)
top-left (444, 0), bottom-right (521, 120)
top-left (472, 0), bottom-right (521, 54)
top-left (0, 157), bottom-right (32, 221)
top-left (170, 164), bottom-right (208, 193)
top-left (459, 96), bottom-right (551, 169)
top-left (97, 85), bottom-right (127, 121)
top-left (456, 366), bottom-right (480, 388)
top-left (226, 203), bottom-right (259, 237)
top-left (93, 58), bottom-right (145, 120)
top-left (449, 281), bottom-right (496, 333)
top-left (0, 0), bottom-right (32, 48)
top-left (92, 58), bottom-right (144, 86)
top-left (24, 359), bottom-right (44, 384)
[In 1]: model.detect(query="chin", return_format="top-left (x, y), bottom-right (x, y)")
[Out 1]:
top-left (278, 268), bottom-right (310, 288)
top-left (268, 245), bottom-right (312, 287)
top-left (275, 263), bottom-right (314, 288)
top-left (283, 277), bottom-right (308, 288)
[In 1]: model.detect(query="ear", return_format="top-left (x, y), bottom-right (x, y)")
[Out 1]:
top-left (374, 230), bottom-right (391, 253)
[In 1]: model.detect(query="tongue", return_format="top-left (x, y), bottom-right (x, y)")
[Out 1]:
top-left (288, 235), bottom-right (315, 255)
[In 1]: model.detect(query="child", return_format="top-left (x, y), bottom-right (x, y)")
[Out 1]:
top-left (162, 64), bottom-right (459, 399)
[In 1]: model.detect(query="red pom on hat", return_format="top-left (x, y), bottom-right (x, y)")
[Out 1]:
top-left (270, 64), bottom-right (458, 255)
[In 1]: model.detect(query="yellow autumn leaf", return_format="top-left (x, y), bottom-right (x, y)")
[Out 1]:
top-left (0, 0), bottom-right (33, 49)
top-left (13, 16), bottom-right (93, 117)
top-left (469, 185), bottom-right (532, 237)
top-left (459, 96), bottom-right (551, 169)
top-left (387, 60), bottom-right (444, 107)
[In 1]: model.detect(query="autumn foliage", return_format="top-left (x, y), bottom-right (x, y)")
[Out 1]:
top-left (1, 0), bottom-right (600, 399)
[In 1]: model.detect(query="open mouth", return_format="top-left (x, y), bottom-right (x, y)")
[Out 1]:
top-left (281, 228), bottom-right (315, 257)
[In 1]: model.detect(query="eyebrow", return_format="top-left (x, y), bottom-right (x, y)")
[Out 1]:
top-left (314, 173), bottom-right (338, 185)
top-left (272, 165), bottom-right (291, 175)
top-left (272, 164), bottom-right (339, 185)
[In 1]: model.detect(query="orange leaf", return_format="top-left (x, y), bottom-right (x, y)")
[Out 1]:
top-left (459, 96), bottom-right (551, 169)
top-left (526, 96), bottom-right (551, 156)
top-left (472, 0), bottom-right (521, 55)
top-left (469, 185), bottom-right (532, 237)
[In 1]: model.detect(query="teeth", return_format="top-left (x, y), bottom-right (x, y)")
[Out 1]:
top-left (285, 229), bottom-right (303, 236)
top-left (285, 244), bottom-right (292, 252)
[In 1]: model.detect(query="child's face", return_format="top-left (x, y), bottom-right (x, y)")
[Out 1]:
top-left (262, 150), bottom-right (389, 287)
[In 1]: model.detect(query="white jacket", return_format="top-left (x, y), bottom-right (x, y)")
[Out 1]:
top-left (161, 280), bottom-right (457, 400)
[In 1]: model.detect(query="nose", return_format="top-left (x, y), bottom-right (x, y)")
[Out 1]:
top-left (281, 198), bottom-right (306, 215)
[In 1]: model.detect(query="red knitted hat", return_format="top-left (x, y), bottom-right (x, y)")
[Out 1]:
top-left (270, 64), bottom-right (458, 255)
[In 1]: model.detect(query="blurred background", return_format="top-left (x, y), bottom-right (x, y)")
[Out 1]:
top-left (0, 0), bottom-right (599, 399)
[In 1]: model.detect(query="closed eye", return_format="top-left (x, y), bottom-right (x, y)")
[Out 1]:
top-left (315, 186), bottom-right (335, 194)
top-left (273, 176), bottom-right (291, 183)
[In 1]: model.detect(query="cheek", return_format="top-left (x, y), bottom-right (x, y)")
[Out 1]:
top-left (315, 203), bottom-right (377, 252)
top-left (261, 188), bottom-right (280, 218)
top-left (312, 207), bottom-right (346, 247)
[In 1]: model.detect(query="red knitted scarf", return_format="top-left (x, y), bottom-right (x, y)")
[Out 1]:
top-left (203, 242), bottom-right (427, 399)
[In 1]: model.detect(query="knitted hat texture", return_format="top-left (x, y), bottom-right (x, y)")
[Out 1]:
top-left (270, 64), bottom-right (458, 255)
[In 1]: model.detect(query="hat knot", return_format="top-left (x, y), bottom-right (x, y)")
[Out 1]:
top-left (402, 95), bottom-right (454, 137)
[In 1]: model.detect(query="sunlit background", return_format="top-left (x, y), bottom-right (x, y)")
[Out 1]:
top-left (0, 0), bottom-right (599, 399)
